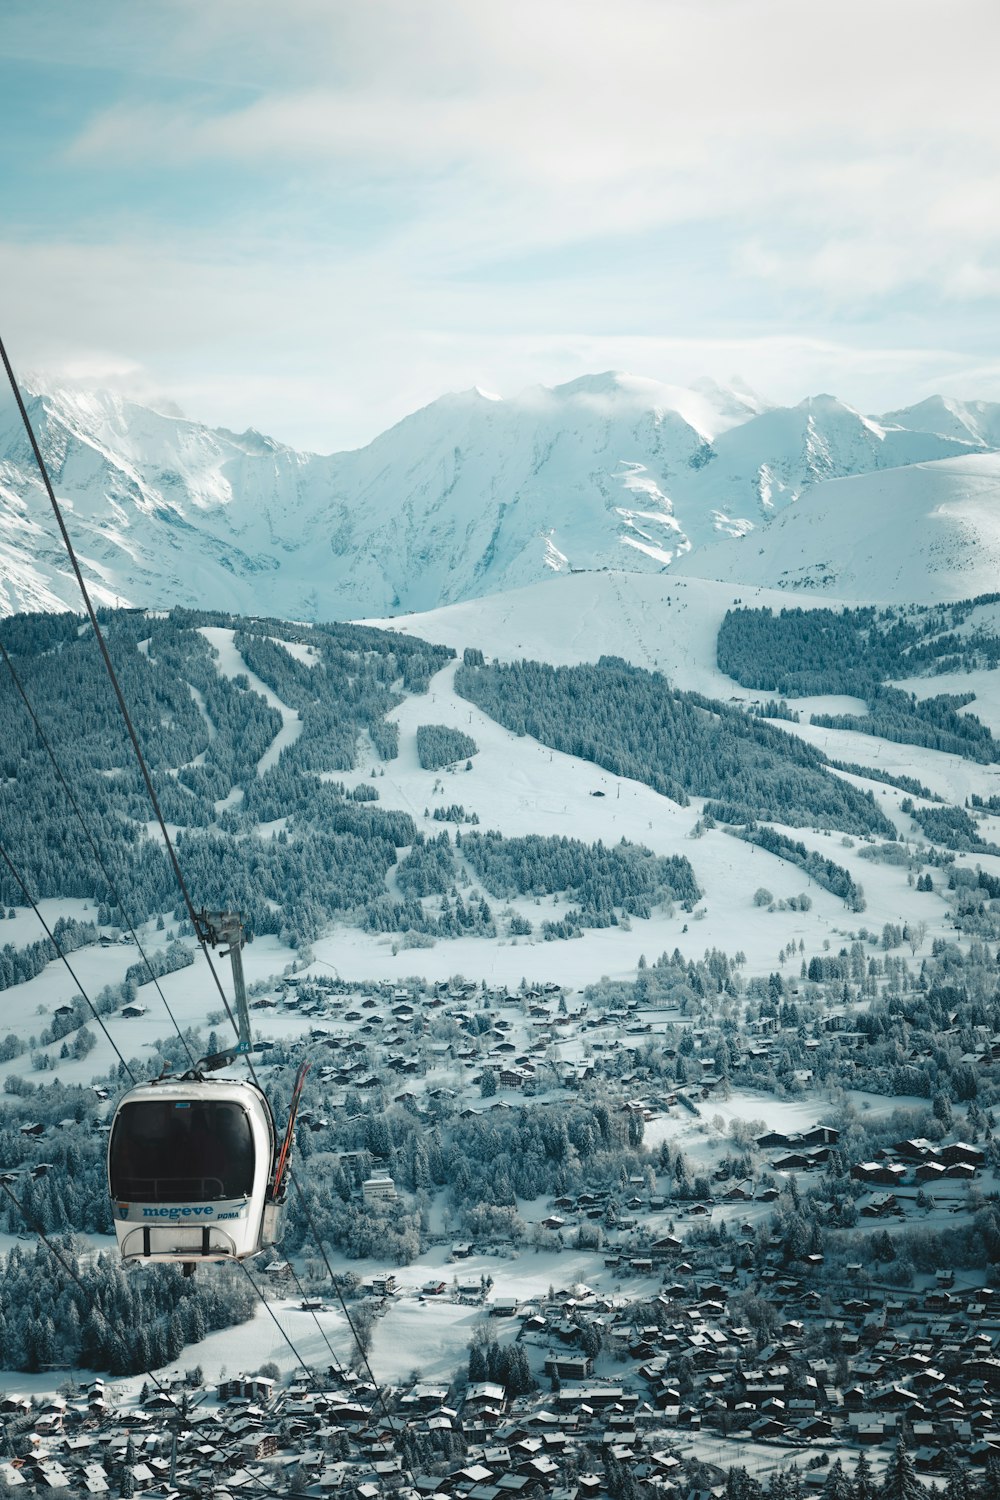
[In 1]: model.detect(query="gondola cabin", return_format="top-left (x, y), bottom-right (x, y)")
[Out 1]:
top-left (108, 1077), bottom-right (283, 1266)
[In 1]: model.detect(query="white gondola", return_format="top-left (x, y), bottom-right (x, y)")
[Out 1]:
top-left (108, 1076), bottom-right (283, 1267)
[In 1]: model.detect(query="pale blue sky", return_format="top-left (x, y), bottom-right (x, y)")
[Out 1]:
top-left (2, 0), bottom-right (999, 450)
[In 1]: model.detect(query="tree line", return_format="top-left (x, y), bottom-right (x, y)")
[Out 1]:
top-left (0, 1239), bottom-right (255, 1374)
top-left (717, 598), bottom-right (1000, 696)
top-left (0, 608), bottom-right (452, 950)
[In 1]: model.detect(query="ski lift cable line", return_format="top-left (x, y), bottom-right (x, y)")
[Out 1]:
top-left (0, 1180), bottom-right (321, 1500)
top-left (281, 1160), bottom-right (417, 1452)
top-left (279, 1201), bottom-right (421, 1487)
top-left (0, 1175), bottom-right (190, 1418)
top-left (0, 337), bottom-right (406, 1456)
top-left (0, 833), bottom-right (138, 1084)
top-left (0, 332), bottom-right (239, 1040)
top-left (202, 1045), bottom-right (416, 1456)
top-left (0, 636), bottom-right (197, 1069)
top-left (236, 1259), bottom-right (335, 1398)
top-left (0, 346), bottom-right (306, 1286)
top-left (207, 987), bottom-right (406, 1419)
top-left (280, 1254), bottom-right (347, 1379)
top-left (215, 1046), bottom-right (411, 1440)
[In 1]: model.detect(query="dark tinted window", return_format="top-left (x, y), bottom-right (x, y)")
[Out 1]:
top-left (110, 1098), bottom-right (255, 1202)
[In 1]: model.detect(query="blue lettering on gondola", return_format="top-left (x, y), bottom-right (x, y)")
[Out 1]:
top-left (142, 1205), bottom-right (215, 1218)
top-left (115, 1199), bottom-right (248, 1221)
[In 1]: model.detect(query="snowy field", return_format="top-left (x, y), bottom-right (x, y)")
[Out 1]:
top-left (307, 650), bottom-right (961, 987)
top-left (369, 572), bottom-right (837, 696)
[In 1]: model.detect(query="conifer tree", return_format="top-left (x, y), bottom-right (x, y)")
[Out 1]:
top-left (822, 1460), bottom-right (852, 1500)
top-left (880, 1439), bottom-right (922, 1500)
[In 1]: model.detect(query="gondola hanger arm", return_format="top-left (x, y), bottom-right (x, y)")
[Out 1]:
top-left (193, 909), bottom-right (252, 1070)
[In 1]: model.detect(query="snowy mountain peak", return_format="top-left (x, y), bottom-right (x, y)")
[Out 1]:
top-left (550, 369), bottom-right (633, 396)
top-left (2, 373), bottom-right (1000, 620)
top-left (878, 394), bottom-right (1000, 450)
top-left (690, 375), bottom-right (771, 421)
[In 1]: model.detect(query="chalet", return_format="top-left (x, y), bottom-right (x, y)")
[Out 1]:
top-left (772, 1152), bottom-right (811, 1171)
top-left (895, 1137), bottom-right (939, 1160)
top-left (237, 1434), bottom-right (278, 1461)
top-left (941, 1141), bottom-right (986, 1168)
top-left (860, 1193), bottom-right (899, 1217)
top-left (361, 1176), bottom-right (397, 1204)
top-left (464, 1383), bottom-right (507, 1412)
top-left (544, 1355), bottom-right (594, 1380)
top-left (852, 1162), bottom-right (907, 1186)
top-left (555, 1386), bottom-right (626, 1411)
top-left (400, 1384), bottom-right (449, 1411)
top-left (217, 1376), bottom-right (275, 1403)
top-left (489, 1297), bottom-right (520, 1317)
top-left (749, 1416), bottom-right (785, 1439)
top-left (722, 1180), bottom-right (754, 1201)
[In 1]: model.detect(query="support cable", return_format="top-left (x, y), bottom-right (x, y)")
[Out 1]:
top-left (280, 1258), bottom-right (346, 1380)
top-left (197, 938), bottom-right (417, 1456)
top-left (282, 1160), bottom-right (413, 1456)
top-left (0, 336), bottom-right (414, 1475)
top-left (0, 1179), bottom-right (312, 1500)
top-left (0, 835), bottom-right (137, 1083)
top-left (0, 637), bottom-right (197, 1067)
top-left (237, 1260), bottom-right (331, 1395)
top-left (0, 332), bottom-right (239, 1039)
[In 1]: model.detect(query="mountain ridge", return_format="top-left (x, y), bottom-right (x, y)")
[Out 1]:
top-left (1, 372), bottom-right (999, 618)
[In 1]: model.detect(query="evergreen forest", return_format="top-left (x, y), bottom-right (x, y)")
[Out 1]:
top-left (454, 656), bottom-right (895, 836)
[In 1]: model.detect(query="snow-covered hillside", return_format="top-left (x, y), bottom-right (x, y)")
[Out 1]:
top-left (673, 452), bottom-right (1000, 602)
top-left (0, 374), bottom-right (993, 619)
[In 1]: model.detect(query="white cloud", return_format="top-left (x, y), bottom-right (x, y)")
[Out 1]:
top-left (6, 0), bottom-right (1000, 445)
top-left (57, 0), bottom-right (1000, 314)
top-left (68, 0), bottom-right (1000, 173)
top-left (4, 227), bottom-right (988, 450)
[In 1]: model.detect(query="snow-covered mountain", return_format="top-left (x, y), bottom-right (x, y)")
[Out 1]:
top-left (674, 452), bottom-right (1000, 602)
top-left (877, 395), bottom-right (1000, 451)
top-left (0, 373), bottom-right (995, 618)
